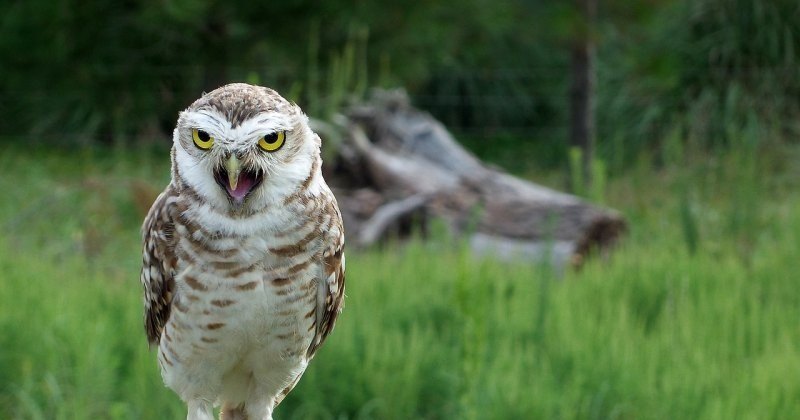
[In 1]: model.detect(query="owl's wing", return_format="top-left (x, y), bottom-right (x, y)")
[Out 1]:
top-left (140, 184), bottom-right (179, 345)
top-left (275, 194), bottom-right (346, 407)
top-left (307, 199), bottom-right (346, 359)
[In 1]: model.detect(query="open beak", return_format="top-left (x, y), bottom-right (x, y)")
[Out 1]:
top-left (214, 154), bottom-right (263, 204)
top-left (225, 154), bottom-right (242, 191)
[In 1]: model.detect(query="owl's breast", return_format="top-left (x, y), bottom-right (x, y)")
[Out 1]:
top-left (168, 212), bottom-right (322, 359)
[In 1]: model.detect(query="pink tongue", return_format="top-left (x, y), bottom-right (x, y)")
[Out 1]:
top-left (226, 173), bottom-right (255, 201)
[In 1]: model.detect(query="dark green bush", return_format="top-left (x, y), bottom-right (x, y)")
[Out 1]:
top-left (597, 0), bottom-right (800, 169)
top-left (1, 0), bottom-right (797, 170)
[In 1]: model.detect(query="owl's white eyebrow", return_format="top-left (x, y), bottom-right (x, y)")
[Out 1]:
top-left (255, 113), bottom-right (294, 127)
top-left (184, 110), bottom-right (227, 133)
top-left (245, 127), bottom-right (292, 137)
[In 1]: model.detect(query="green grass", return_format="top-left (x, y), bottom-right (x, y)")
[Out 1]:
top-left (1, 145), bottom-right (799, 419)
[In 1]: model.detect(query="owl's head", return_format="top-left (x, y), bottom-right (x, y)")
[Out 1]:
top-left (171, 83), bottom-right (320, 214)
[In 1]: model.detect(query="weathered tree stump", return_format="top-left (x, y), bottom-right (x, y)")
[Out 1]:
top-left (321, 89), bottom-right (626, 267)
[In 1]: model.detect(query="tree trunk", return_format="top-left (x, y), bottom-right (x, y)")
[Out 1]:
top-left (569, 0), bottom-right (597, 190)
top-left (324, 89), bottom-right (626, 269)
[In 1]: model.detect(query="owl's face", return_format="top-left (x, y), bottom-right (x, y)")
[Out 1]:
top-left (171, 83), bottom-right (320, 214)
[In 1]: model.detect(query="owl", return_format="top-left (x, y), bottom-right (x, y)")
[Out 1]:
top-left (140, 83), bottom-right (345, 420)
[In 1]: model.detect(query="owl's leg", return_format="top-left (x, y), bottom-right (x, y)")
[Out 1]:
top-left (220, 402), bottom-right (247, 420)
top-left (242, 395), bottom-right (274, 420)
top-left (186, 400), bottom-right (214, 420)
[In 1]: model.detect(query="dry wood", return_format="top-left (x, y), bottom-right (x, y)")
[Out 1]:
top-left (324, 89), bottom-right (626, 267)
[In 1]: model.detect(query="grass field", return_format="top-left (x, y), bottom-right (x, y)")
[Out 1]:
top-left (1, 145), bottom-right (799, 419)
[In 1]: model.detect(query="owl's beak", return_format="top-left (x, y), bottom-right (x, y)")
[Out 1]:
top-left (225, 154), bottom-right (242, 191)
top-left (215, 154), bottom-right (262, 204)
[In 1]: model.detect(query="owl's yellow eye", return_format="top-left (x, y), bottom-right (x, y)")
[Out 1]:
top-left (192, 129), bottom-right (214, 150)
top-left (258, 131), bottom-right (285, 152)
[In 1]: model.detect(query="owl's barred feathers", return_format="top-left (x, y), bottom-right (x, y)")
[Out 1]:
top-left (140, 84), bottom-right (345, 420)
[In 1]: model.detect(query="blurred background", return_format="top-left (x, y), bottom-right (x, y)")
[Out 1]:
top-left (1, 0), bottom-right (799, 418)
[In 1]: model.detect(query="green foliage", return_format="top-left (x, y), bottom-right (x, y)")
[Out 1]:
top-left (2, 136), bottom-right (800, 418)
top-left (2, 0), bottom-right (797, 173)
top-left (0, 0), bottom-right (558, 149)
top-left (597, 0), bottom-right (800, 171)
top-left (567, 146), bottom-right (607, 202)
top-left (678, 189), bottom-right (699, 255)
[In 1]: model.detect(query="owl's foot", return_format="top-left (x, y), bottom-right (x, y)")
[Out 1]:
top-left (220, 402), bottom-right (247, 420)
top-left (186, 400), bottom-right (214, 420)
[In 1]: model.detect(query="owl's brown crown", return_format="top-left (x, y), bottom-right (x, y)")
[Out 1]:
top-left (192, 83), bottom-right (293, 129)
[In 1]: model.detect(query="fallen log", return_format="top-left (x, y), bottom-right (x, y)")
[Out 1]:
top-left (323, 89), bottom-right (626, 267)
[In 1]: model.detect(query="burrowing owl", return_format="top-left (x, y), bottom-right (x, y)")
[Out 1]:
top-left (140, 83), bottom-right (345, 420)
